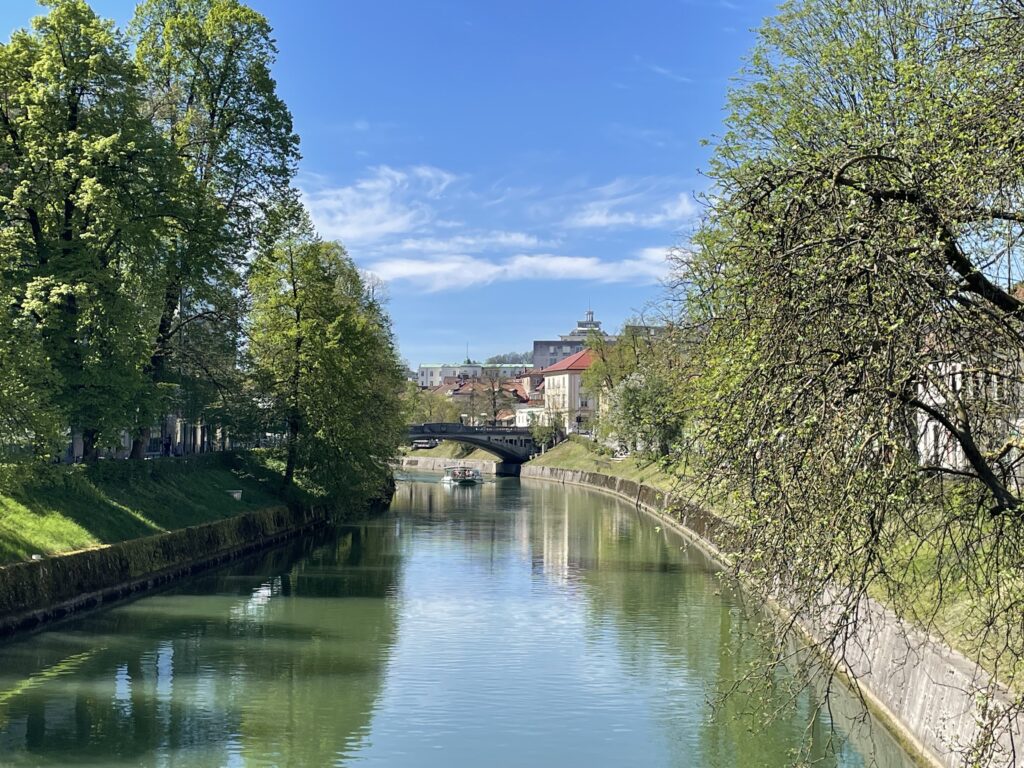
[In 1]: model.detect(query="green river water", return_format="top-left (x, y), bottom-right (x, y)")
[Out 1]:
top-left (0, 473), bottom-right (917, 767)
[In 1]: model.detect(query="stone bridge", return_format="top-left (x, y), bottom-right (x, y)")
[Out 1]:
top-left (406, 423), bottom-right (536, 463)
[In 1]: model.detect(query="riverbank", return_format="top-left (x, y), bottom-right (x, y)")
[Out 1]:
top-left (0, 451), bottom-right (394, 637)
top-left (527, 438), bottom-right (677, 492)
top-left (520, 449), bottom-right (1021, 768)
top-left (0, 454), bottom-right (282, 566)
top-left (401, 440), bottom-right (500, 461)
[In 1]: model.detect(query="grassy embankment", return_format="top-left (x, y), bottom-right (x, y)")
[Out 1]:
top-left (526, 437), bottom-right (677, 492)
top-left (0, 455), bottom-right (284, 566)
top-left (402, 441), bottom-right (502, 462)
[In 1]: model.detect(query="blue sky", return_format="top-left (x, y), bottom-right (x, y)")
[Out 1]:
top-left (1, 0), bottom-right (778, 366)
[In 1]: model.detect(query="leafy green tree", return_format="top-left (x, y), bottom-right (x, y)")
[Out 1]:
top-left (127, 0), bottom-right (299, 456)
top-left (0, 0), bottom-right (176, 459)
top-left (484, 352), bottom-right (531, 365)
top-left (585, 325), bottom-right (681, 457)
top-left (528, 416), bottom-right (559, 451)
top-left (402, 383), bottom-right (460, 424)
top-left (673, 0), bottom-right (1024, 758)
top-left (249, 213), bottom-right (405, 499)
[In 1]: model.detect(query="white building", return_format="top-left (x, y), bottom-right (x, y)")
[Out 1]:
top-left (540, 349), bottom-right (595, 434)
top-left (417, 362), bottom-right (483, 389)
top-left (514, 404), bottom-right (546, 428)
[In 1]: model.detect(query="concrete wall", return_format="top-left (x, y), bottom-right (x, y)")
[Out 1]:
top-left (398, 456), bottom-right (521, 476)
top-left (0, 504), bottom-right (326, 637)
top-left (519, 463), bottom-right (1024, 768)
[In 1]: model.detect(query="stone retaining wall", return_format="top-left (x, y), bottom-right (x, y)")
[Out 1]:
top-left (0, 504), bottom-right (326, 637)
top-left (398, 456), bottom-right (520, 476)
top-left (520, 463), bottom-right (1023, 768)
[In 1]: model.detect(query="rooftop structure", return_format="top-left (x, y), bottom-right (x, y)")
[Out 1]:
top-left (531, 310), bottom-right (612, 370)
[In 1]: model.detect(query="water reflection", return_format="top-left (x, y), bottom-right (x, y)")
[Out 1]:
top-left (0, 475), bottom-right (915, 767)
top-left (0, 526), bottom-right (402, 767)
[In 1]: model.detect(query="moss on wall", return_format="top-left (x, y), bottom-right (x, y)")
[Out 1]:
top-left (0, 503), bottom-right (325, 635)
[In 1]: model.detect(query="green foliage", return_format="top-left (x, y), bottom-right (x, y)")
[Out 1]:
top-left (0, 0), bottom-right (177, 454)
top-left (127, 0), bottom-right (299, 450)
top-left (527, 438), bottom-right (676, 492)
top-left (585, 325), bottom-right (684, 458)
top-left (528, 416), bottom-right (560, 450)
top-left (402, 382), bottom-right (461, 423)
top-left (0, 1), bottom-right (404, 511)
top-left (484, 351), bottom-right (531, 364)
top-left (249, 212), bottom-right (406, 502)
top-left (668, 0), bottom-right (1024, 758)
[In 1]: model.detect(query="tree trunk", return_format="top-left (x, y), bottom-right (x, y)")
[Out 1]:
top-left (82, 428), bottom-right (99, 463)
top-left (130, 427), bottom-right (149, 460)
top-left (283, 411), bottom-right (300, 486)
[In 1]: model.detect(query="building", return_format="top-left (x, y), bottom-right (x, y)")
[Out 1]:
top-left (531, 310), bottom-right (612, 370)
top-left (514, 403), bottom-right (546, 428)
top-left (482, 362), bottom-right (529, 380)
top-left (417, 362), bottom-right (482, 389)
top-left (540, 349), bottom-right (595, 434)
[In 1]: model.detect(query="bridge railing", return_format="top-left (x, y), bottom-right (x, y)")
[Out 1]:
top-left (408, 423), bottom-right (532, 436)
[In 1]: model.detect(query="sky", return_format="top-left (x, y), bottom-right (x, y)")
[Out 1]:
top-left (0, 0), bottom-right (778, 367)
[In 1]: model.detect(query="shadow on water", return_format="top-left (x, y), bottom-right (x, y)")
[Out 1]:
top-left (0, 521), bottom-right (403, 767)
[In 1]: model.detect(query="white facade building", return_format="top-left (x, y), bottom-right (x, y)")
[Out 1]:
top-left (417, 362), bottom-right (483, 388)
top-left (540, 349), bottom-right (595, 434)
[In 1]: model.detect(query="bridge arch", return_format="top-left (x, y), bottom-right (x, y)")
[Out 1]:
top-left (406, 423), bottom-right (536, 463)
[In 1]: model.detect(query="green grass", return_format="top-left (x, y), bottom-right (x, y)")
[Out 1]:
top-left (527, 439), bottom-right (678, 492)
top-left (403, 440), bottom-right (500, 461)
top-left (0, 456), bottom-right (284, 566)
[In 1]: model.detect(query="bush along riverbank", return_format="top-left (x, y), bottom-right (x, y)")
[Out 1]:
top-left (521, 448), bottom-right (1021, 768)
top-left (0, 451), bottom-right (397, 637)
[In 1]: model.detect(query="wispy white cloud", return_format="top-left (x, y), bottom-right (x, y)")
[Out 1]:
top-left (634, 55), bottom-right (692, 84)
top-left (564, 191), bottom-right (696, 230)
top-left (366, 246), bottom-right (671, 292)
top-left (301, 165), bottom-right (692, 292)
top-left (608, 123), bottom-right (680, 150)
top-left (395, 231), bottom-right (553, 253)
top-left (301, 165), bottom-right (458, 245)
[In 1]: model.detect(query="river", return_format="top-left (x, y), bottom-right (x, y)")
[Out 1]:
top-left (0, 473), bottom-right (916, 767)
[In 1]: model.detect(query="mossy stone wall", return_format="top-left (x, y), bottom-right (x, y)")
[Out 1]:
top-left (0, 504), bottom-right (325, 636)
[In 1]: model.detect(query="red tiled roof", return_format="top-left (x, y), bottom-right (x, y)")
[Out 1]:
top-left (504, 382), bottom-right (529, 402)
top-left (540, 349), bottom-right (594, 374)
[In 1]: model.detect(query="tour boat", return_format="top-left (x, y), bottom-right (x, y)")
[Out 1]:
top-left (442, 465), bottom-right (483, 485)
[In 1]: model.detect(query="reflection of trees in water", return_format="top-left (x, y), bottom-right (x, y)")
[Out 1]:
top-left (520, 481), bottom-right (907, 768)
top-left (0, 523), bottom-right (403, 766)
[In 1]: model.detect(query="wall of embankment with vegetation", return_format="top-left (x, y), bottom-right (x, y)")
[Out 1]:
top-left (0, 503), bottom-right (323, 636)
top-left (0, 452), bottom-right (393, 638)
top-left (519, 463), bottom-right (1023, 768)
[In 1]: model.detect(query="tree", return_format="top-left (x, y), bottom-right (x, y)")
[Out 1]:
top-left (672, 0), bottom-right (1024, 758)
top-left (584, 325), bottom-right (682, 457)
top-left (127, 0), bottom-right (299, 457)
top-left (0, 0), bottom-right (177, 459)
top-left (402, 383), bottom-right (460, 424)
top-left (528, 415), bottom-right (559, 452)
top-left (484, 351), bottom-right (531, 365)
top-left (480, 367), bottom-right (517, 423)
top-left (249, 212), bottom-right (405, 499)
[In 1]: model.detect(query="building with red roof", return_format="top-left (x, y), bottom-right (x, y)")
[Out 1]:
top-left (539, 349), bottom-right (596, 434)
